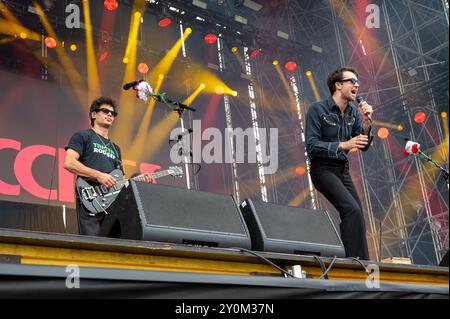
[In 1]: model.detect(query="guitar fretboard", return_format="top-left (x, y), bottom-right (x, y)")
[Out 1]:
top-left (121, 170), bottom-right (172, 185)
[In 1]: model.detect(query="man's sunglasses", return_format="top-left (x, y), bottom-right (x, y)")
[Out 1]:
top-left (97, 108), bottom-right (118, 117)
top-left (340, 78), bottom-right (360, 85)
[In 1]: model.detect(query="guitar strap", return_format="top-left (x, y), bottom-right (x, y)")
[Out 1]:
top-left (110, 142), bottom-right (124, 173)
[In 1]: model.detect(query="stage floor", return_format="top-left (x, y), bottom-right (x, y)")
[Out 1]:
top-left (0, 228), bottom-right (448, 298)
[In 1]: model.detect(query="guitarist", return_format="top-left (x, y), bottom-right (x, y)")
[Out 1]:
top-left (64, 97), bottom-right (152, 236)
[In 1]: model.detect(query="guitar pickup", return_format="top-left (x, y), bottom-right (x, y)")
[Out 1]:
top-left (81, 187), bottom-right (98, 201)
top-left (100, 185), bottom-right (109, 194)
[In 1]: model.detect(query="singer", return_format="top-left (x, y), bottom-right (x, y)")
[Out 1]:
top-left (306, 67), bottom-right (373, 260)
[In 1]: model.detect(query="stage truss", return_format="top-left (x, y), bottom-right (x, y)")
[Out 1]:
top-left (240, 0), bottom-right (448, 265)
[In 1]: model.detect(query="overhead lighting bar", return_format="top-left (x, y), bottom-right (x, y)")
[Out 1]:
top-left (276, 30), bottom-right (289, 40)
top-left (234, 15), bottom-right (248, 24)
top-left (311, 44), bottom-right (323, 53)
top-left (192, 0), bottom-right (207, 9)
top-left (243, 0), bottom-right (262, 11)
top-left (207, 63), bottom-right (219, 70)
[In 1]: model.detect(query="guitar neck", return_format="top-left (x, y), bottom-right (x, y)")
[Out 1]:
top-left (122, 170), bottom-right (172, 185)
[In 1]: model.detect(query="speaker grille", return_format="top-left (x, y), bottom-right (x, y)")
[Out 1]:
top-left (252, 201), bottom-right (340, 245)
top-left (133, 182), bottom-right (247, 235)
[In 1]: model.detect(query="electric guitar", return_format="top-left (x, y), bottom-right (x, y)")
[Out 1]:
top-left (77, 166), bottom-right (183, 214)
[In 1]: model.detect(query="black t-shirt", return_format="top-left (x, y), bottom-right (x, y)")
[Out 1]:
top-left (66, 129), bottom-right (123, 217)
top-left (65, 129), bottom-right (123, 174)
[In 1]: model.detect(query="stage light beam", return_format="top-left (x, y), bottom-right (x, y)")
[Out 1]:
top-left (112, 1), bottom-right (146, 148)
top-left (82, 0), bottom-right (101, 101)
top-left (305, 71), bottom-right (321, 102)
top-left (33, 1), bottom-right (86, 112)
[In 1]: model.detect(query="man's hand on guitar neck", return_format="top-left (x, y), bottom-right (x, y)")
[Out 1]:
top-left (141, 172), bottom-right (155, 184)
top-left (96, 171), bottom-right (117, 188)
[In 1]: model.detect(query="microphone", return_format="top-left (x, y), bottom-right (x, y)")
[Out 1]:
top-left (356, 95), bottom-right (372, 122)
top-left (122, 80), bottom-right (143, 90)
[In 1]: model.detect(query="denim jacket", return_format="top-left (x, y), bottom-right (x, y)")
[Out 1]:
top-left (306, 96), bottom-right (373, 162)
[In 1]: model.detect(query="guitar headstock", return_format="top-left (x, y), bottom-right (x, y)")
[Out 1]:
top-left (168, 166), bottom-right (183, 177)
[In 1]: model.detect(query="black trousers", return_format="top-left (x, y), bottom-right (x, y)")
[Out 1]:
top-left (76, 195), bottom-right (106, 236)
top-left (310, 159), bottom-right (369, 260)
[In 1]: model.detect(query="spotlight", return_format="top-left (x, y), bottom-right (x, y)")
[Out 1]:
top-left (104, 0), bottom-right (119, 11)
top-left (377, 127), bottom-right (389, 139)
top-left (306, 70), bottom-right (312, 77)
top-left (19, 32), bottom-right (27, 39)
top-left (295, 166), bottom-right (305, 175)
top-left (69, 44), bottom-right (77, 51)
top-left (157, 7), bottom-right (172, 27)
top-left (185, 27), bottom-right (192, 34)
top-left (159, 74), bottom-right (165, 79)
top-left (99, 51), bottom-right (109, 62)
top-left (397, 124), bottom-right (404, 131)
top-left (44, 36), bottom-right (57, 48)
top-left (442, 112), bottom-right (447, 118)
top-left (231, 46), bottom-right (238, 53)
top-left (414, 112), bottom-right (426, 124)
top-left (204, 33), bottom-right (218, 44)
top-left (123, 57), bottom-right (129, 64)
top-left (284, 61), bottom-right (297, 71)
top-left (272, 60), bottom-right (279, 65)
top-left (200, 83), bottom-right (206, 89)
top-left (138, 63), bottom-right (149, 74)
top-left (232, 91), bottom-right (238, 97)
top-left (158, 17), bottom-right (172, 27)
top-left (250, 48), bottom-right (261, 58)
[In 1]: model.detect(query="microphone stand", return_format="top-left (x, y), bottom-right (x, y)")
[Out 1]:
top-left (151, 92), bottom-right (196, 115)
top-left (150, 92), bottom-right (196, 190)
top-left (416, 150), bottom-right (449, 181)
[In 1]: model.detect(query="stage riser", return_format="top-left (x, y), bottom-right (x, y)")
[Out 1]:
top-left (0, 230), bottom-right (448, 286)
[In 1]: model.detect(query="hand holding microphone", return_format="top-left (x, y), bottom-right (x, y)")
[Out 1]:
top-left (356, 95), bottom-right (373, 123)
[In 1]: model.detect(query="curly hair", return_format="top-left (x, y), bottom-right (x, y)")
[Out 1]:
top-left (89, 96), bottom-right (118, 126)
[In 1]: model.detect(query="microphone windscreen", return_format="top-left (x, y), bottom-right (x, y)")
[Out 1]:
top-left (356, 95), bottom-right (364, 103)
top-left (123, 81), bottom-right (137, 90)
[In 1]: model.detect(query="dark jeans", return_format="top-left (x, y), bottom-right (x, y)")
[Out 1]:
top-left (76, 195), bottom-right (106, 236)
top-left (310, 159), bottom-right (369, 260)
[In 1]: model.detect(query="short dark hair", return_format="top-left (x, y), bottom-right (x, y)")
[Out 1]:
top-left (89, 96), bottom-right (118, 126)
top-left (327, 67), bottom-right (359, 95)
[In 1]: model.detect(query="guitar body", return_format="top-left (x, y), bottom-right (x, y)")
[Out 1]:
top-left (76, 166), bottom-right (183, 215)
top-left (77, 169), bottom-right (125, 215)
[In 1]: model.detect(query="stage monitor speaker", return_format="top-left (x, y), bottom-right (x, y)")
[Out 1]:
top-left (239, 198), bottom-right (345, 257)
top-left (99, 181), bottom-right (251, 249)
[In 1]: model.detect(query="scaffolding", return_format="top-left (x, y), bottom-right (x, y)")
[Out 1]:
top-left (277, 0), bottom-right (449, 264)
